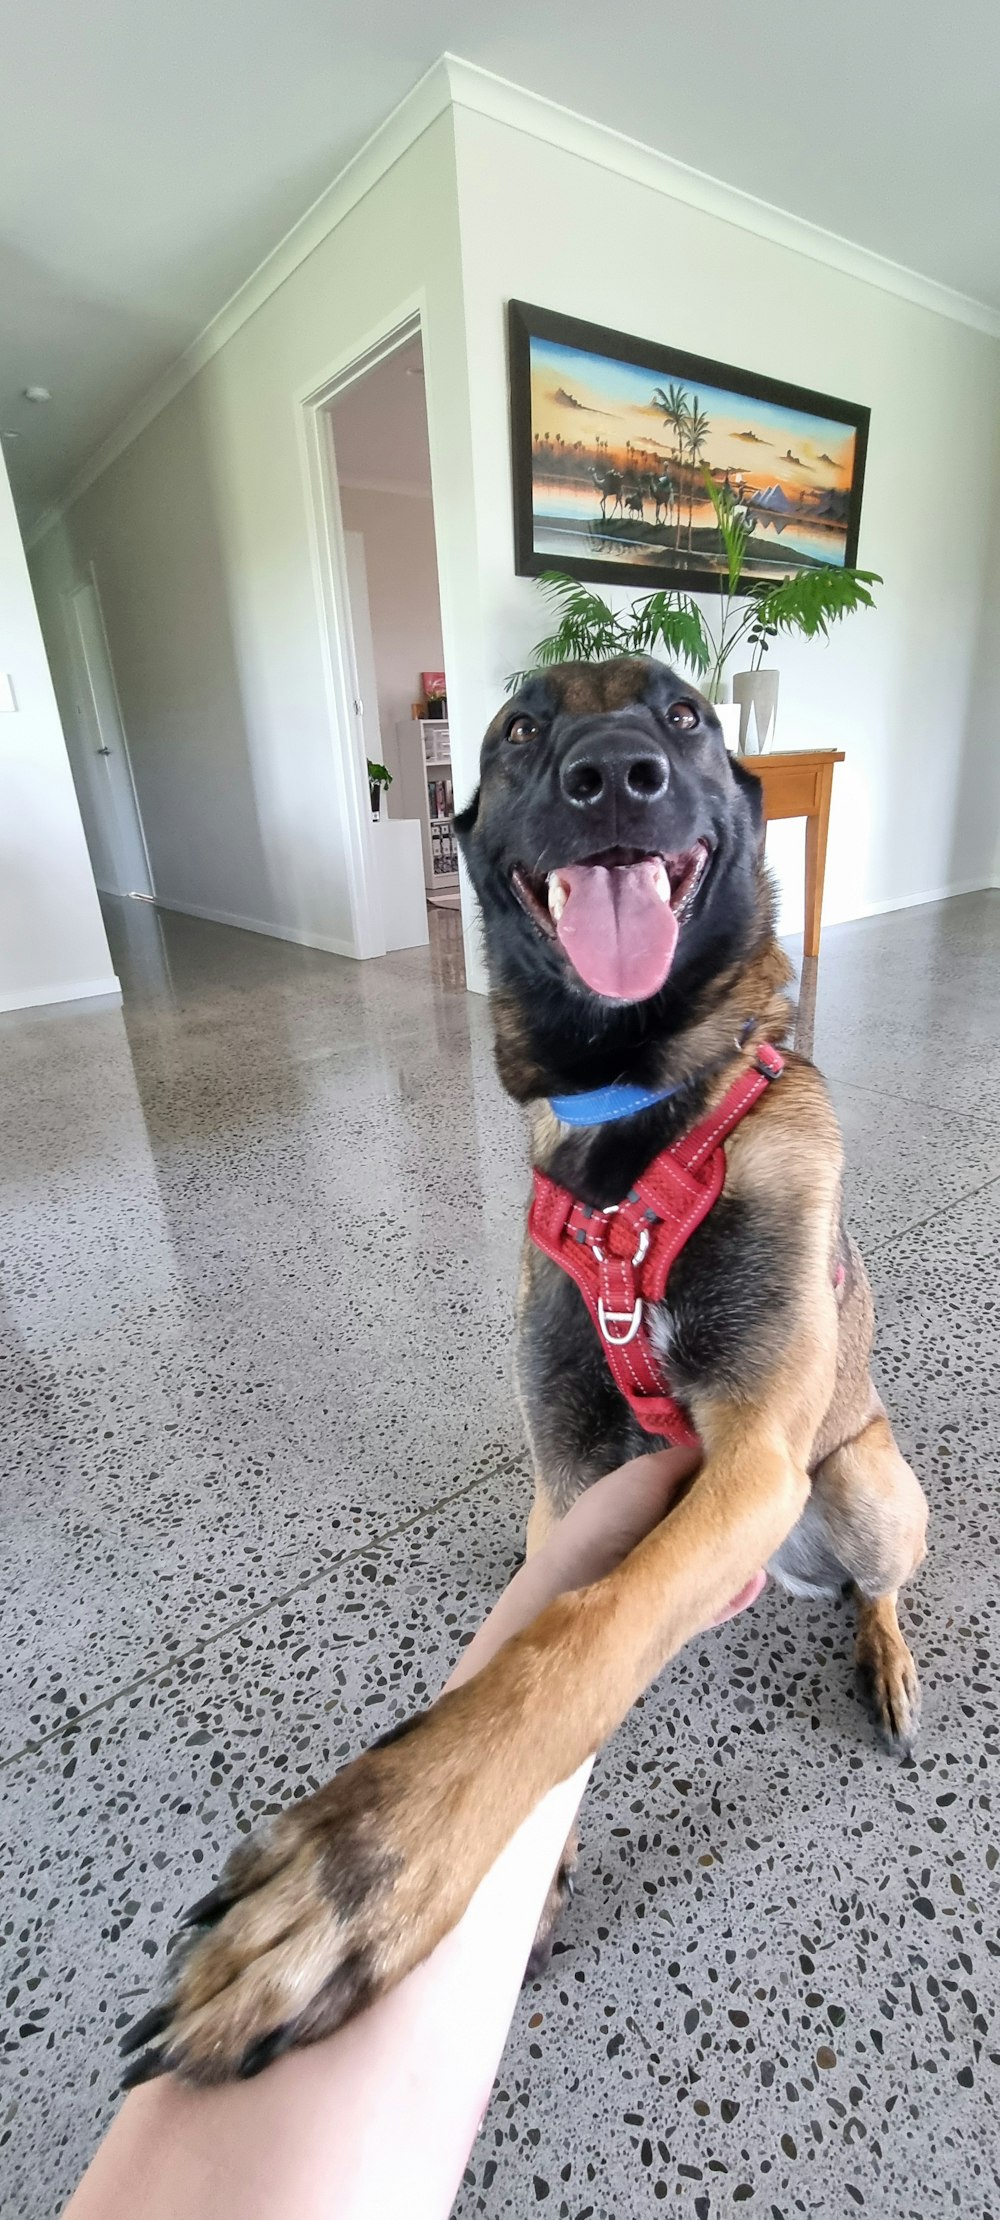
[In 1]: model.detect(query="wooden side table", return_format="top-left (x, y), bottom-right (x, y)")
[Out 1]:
top-left (736, 748), bottom-right (844, 959)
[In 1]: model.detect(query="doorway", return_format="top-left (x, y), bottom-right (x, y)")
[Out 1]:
top-left (64, 576), bottom-right (153, 899)
top-left (319, 328), bottom-right (456, 945)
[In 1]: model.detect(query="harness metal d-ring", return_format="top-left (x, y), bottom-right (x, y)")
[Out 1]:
top-left (598, 1296), bottom-right (643, 1345)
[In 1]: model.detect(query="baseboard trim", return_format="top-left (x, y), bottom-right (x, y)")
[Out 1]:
top-left (837, 875), bottom-right (998, 923)
top-left (152, 897), bottom-right (358, 959)
top-left (781, 875), bottom-right (999, 940)
top-left (0, 974), bottom-right (122, 1014)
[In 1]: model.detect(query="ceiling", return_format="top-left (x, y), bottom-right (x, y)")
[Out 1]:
top-left (4, 0), bottom-right (999, 526)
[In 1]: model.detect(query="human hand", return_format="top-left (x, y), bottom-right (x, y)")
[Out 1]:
top-left (501, 1449), bottom-right (767, 1645)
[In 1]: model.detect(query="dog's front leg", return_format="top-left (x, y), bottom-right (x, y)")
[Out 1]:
top-left (121, 1338), bottom-right (833, 2086)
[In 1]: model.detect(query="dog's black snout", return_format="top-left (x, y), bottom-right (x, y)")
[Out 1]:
top-left (560, 734), bottom-right (670, 810)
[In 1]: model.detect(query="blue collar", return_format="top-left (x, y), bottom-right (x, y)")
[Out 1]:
top-left (548, 1080), bottom-right (680, 1127)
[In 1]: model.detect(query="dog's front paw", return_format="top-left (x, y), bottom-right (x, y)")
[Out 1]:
top-left (121, 1707), bottom-right (481, 2085)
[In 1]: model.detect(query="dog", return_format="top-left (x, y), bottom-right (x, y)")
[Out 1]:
top-left (121, 656), bottom-right (928, 2085)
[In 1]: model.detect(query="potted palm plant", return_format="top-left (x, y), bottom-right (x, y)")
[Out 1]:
top-left (510, 481), bottom-right (880, 754)
top-left (700, 477), bottom-right (880, 751)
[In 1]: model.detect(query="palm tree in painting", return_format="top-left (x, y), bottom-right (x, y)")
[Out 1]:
top-left (652, 382), bottom-right (690, 549)
top-left (684, 396), bottom-right (711, 553)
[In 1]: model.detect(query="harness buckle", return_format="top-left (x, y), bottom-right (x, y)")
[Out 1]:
top-left (598, 1296), bottom-right (644, 1346)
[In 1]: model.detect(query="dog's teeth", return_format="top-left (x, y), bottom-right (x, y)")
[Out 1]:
top-left (652, 861), bottom-right (671, 904)
top-left (547, 873), bottom-right (568, 924)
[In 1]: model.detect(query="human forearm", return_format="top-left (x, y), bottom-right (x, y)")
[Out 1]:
top-left (65, 1450), bottom-right (702, 2220)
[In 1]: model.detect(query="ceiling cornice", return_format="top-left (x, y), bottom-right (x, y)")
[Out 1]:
top-left (444, 55), bottom-right (1000, 341)
top-left (27, 50), bottom-right (1000, 549)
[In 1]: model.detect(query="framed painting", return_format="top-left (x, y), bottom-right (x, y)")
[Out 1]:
top-left (508, 300), bottom-right (870, 594)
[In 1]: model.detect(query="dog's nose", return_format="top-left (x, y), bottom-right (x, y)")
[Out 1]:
top-left (560, 734), bottom-right (670, 809)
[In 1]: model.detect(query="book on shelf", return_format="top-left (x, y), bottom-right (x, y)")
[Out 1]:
top-left (427, 775), bottom-right (454, 823)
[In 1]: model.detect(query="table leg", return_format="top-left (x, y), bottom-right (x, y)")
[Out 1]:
top-left (793, 954), bottom-right (818, 1060)
top-left (803, 768), bottom-right (834, 960)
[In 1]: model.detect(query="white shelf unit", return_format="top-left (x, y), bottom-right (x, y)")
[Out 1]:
top-left (397, 719), bottom-right (458, 895)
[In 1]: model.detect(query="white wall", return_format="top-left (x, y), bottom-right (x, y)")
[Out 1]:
top-left (338, 484), bottom-right (444, 811)
top-left (0, 447), bottom-right (117, 1013)
top-left (29, 111), bottom-right (484, 961)
top-left (968, 473), bottom-right (1000, 890)
top-left (450, 102), bottom-right (1000, 935)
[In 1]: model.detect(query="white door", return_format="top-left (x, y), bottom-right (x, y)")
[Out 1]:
top-left (66, 580), bottom-right (153, 898)
top-left (342, 530), bottom-right (394, 817)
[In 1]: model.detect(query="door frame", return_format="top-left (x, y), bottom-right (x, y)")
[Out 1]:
top-left (64, 565), bottom-right (154, 899)
top-left (299, 308), bottom-right (424, 962)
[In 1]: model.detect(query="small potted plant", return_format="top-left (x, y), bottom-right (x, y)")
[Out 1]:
top-left (368, 758), bottom-right (392, 821)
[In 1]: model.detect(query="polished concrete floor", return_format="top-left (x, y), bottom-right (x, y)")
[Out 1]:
top-left (3, 890), bottom-right (1000, 2218)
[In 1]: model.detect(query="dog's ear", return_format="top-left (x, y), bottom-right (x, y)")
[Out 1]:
top-left (454, 788), bottom-right (480, 836)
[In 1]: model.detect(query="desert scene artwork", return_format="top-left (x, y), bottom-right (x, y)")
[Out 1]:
top-left (509, 303), bottom-right (869, 592)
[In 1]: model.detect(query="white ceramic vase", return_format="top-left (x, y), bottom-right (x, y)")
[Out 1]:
top-left (713, 701), bottom-right (742, 753)
top-left (732, 669), bottom-right (780, 754)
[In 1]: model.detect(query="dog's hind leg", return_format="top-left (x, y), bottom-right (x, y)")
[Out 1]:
top-left (810, 1413), bottom-right (928, 1754)
top-left (854, 1594), bottom-right (921, 1752)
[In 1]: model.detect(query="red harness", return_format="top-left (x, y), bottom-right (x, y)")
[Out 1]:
top-left (528, 1044), bottom-right (785, 1447)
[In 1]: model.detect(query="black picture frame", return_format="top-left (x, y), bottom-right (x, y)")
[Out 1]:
top-left (508, 299), bottom-right (870, 596)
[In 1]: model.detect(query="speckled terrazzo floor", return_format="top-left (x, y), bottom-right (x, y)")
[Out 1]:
top-left (3, 890), bottom-right (1000, 2219)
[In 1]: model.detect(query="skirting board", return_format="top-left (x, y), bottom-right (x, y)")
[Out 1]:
top-left (146, 874), bottom-right (1000, 990)
top-left (825, 874), bottom-right (1000, 928)
top-left (152, 897), bottom-right (357, 959)
top-left (0, 974), bottom-right (122, 1014)
top-left (776, 874), bottom-right (999, 942)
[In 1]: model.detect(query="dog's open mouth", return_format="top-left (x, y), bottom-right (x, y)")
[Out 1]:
top-left (511, 841), bottom-right (712, 1002)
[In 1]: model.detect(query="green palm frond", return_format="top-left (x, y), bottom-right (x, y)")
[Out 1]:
top-left (752, 566), bottom-right (882, 639)
top-left (703, 472), bottom-right (749, 594)
top-left (535, 572), bottom-right (623, 638)
top-left (541, 573), bottom-right (627, 649)
top-left (507, 572), bottom-right (629, 689)
top-left (507, 573), bottom-right (710, 691)
top-left (631, 592), bottom-right (711, 672)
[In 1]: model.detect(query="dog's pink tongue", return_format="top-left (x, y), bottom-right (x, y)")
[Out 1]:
top-left (554, 859), bottom-right (678, 1001)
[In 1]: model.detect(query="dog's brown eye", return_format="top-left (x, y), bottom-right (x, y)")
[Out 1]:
top-left (666, 702), bottom-right (699, 730)
top-left (506, 714), bottom-right (540, 743)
